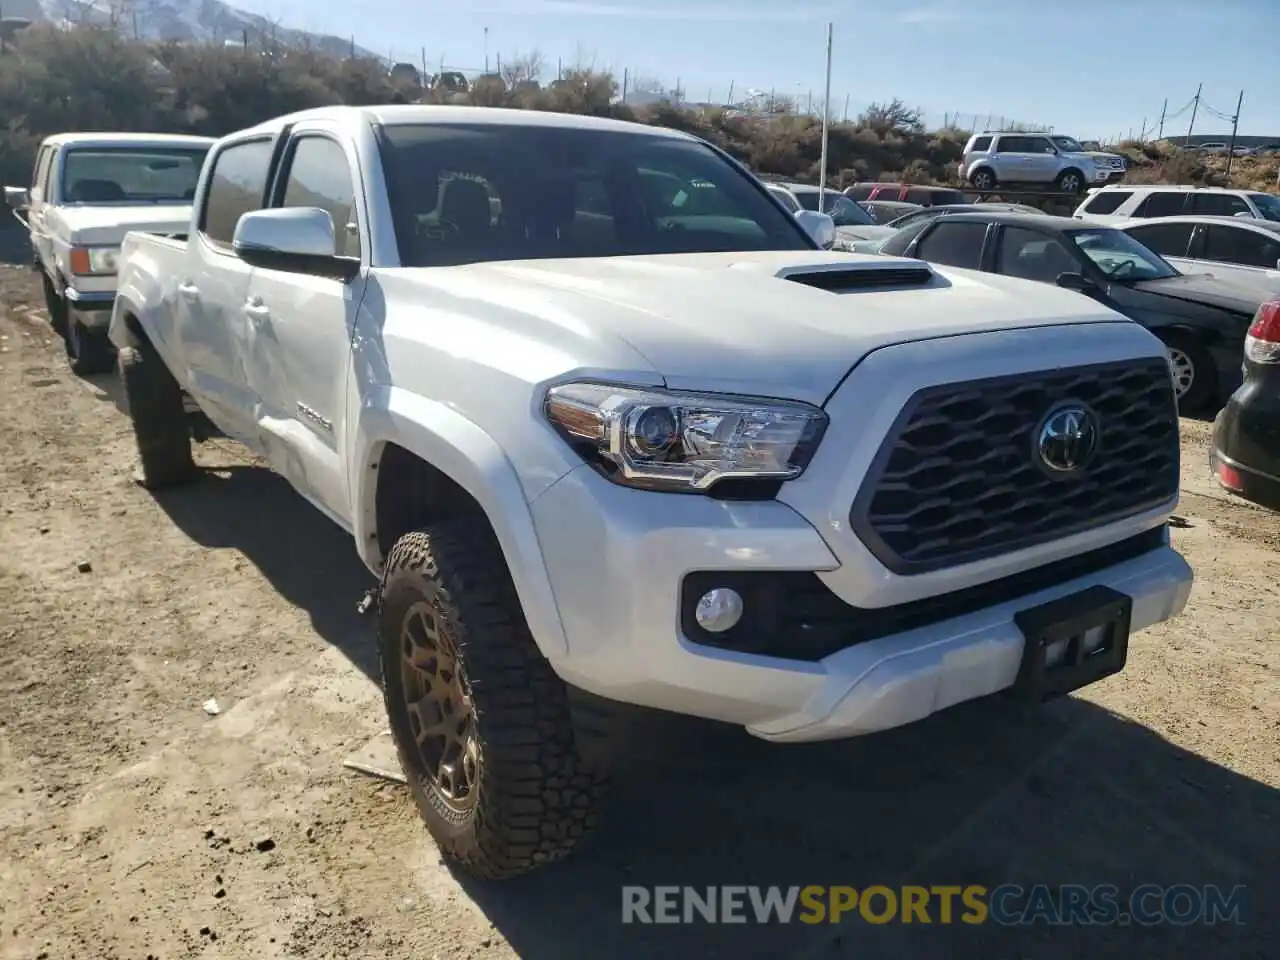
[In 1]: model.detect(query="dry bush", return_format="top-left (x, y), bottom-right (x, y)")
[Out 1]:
top-left (1, 24), bottom-right (1275, 199)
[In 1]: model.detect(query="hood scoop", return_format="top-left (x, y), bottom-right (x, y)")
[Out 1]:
top-left (768, 259), bottom-right (935, 293)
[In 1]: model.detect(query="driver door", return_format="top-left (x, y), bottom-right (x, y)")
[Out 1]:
top-left (238, 130), bottom-right (368, 528)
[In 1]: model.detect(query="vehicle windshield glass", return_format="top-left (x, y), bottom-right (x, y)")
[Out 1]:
top-left (793, 190), bottom-right (874, 225)
top-left (1069, 228), bottom-right (1179, 280)
top-left (60, 147), bottom-right (209, 204)
top-left (1249, 193), bottom-right (1280, 222)
top-left (1052, 136), bottom-right (1087, 152)
top-left (377, 124), bottom-right (812, 266)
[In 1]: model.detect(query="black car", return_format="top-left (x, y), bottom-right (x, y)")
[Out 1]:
top-left (880, 211), bottom-right (1270, 411)
top-left (1211, 302), bottom-right (1280, 510)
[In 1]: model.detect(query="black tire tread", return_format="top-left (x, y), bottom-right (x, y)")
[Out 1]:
top-left (66, 320), bottom-right (116, 376)
top-left (377, 523), bottom-right (608, 879)
top-left (118, 340), bottom-right (197, 488)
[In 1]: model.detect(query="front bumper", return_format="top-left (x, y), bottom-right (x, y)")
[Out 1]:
top-left (530, 324), bottom-right (1192, 743)
top-left (63, 286), bottom-right (116, 328)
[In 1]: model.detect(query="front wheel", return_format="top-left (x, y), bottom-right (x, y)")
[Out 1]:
top-left (378, 522), bottom-right (609, 879)
top-left (1159, 331), bottom-right (1216, 413)
top-left (970, 168), bottom-right (998, 191)
top-left (65, 316), bottom-right (116, 376)
top-left (1055, 169), bottom-right (1086, 195)
top-left (41, 274), bottom-right (68, 341)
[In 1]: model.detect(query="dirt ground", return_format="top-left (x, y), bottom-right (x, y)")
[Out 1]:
top-left (0, 253), bottom-right (1276, 960)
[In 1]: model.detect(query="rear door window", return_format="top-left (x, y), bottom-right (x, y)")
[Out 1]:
top-left (1190, 193), bottom-right (1252, 217)
top-left (1124, 221), bottom-right (1196, 258)
top-left (1203, 225), bottom-right (1280, 269)
top-left (1133, 192), bottom-right (1188, 217)
top-left (914, 221), bottom-right (988, 269)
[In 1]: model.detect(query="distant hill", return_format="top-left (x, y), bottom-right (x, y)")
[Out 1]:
top-left (5, 0), bottom-right (380, 60)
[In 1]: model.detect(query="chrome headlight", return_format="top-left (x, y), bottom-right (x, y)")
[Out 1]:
top-left (69, 245), bottom-right (120, 276)
top-left (544, 382), bottom-right (828, 492)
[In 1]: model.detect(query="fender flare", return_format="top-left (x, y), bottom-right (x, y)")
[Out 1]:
top-left (352, 385), bottom-right (570, 660)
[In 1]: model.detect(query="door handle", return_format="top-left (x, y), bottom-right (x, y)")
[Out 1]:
top-left (244, 298), bottom-right (270, 323)
top-left (177, 282), bottom-right (199, 299)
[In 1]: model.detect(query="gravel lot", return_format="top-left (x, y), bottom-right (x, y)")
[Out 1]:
top-left (0, 257), bottom-right (1275, 960)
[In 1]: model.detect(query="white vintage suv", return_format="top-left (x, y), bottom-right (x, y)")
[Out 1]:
top-left (109, 105), bottom-right (1193, 879)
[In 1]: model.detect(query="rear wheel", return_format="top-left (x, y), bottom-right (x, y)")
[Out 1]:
top-left (118, 338), bottom-right (198, 489)
top-left (1159, 330), bottom-right (1215, 413)
top-left (65, 315), bottom-right (116, 376)
top-left (970, 167), bottom-right (998, 191)
top-left (378, 522), bottom-right (609, 879)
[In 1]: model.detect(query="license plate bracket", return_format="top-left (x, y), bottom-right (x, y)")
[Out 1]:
top-left (1011, 585), bottom-right (1133, 703)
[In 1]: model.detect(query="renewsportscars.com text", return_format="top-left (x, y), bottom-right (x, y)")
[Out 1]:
top-left (621, 884), bottom-right (1249, 926)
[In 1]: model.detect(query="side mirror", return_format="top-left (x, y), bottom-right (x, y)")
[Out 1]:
top-left (4, 185), bottom-right (30, 210)
top-left (232, 207), bottom-right (360, 282)
top-left (1056, 271), bottom-right (1097, 293)
top-left (795, 209), bottom-right (836, 250)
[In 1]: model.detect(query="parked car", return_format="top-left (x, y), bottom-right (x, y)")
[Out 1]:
top-left (843, 182), bottom-right (969, 206)
top-left (1114, 217), bottom-right (1280, 296)
top-left (959, 132), bottom-right (1111, 195)
top-left (878, 210), bottom-right (1269, 410)
top-left (842, 202), bottom-right (1044, 255)
top-left (1074, 185), bottom-right (1280, 225)
top-left (4, 132), bottom-right (215, 374)
top-left (1197, 142), bottom-right (1228, 155)
top-left (1049, 135), bottom-right (1128, 183)
top-left (860, 199), bottom-right (921, 224)
top-left (1211, 301), bottom-right (1280, 510)
top-left (110, 104), bottom-right (1191, 879)
top-left (765, 181), bottom-right (896, 249)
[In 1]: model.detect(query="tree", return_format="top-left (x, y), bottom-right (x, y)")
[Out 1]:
top-left (858, 98), bottom-right (923, 135)
top-left (500, 50), bottom-right (542, 89)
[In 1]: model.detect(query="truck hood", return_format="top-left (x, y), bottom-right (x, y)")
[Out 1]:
top-left (376, 251), bottom-right (1132, 406)
top-left (1126, 273), bottom-right (1269, 315)
top-left (60, 204), bottom-right (192, 245)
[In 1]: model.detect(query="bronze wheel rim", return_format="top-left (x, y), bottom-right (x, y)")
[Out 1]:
top-left (399, 599), bottom-right (478, 811)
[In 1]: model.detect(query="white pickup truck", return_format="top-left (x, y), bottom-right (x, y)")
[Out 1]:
top-left (4, 132), bottom-right (214, 373)
top-left (110, 105), bottom-right (1193, 879)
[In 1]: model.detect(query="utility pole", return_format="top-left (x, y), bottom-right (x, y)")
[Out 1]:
top-left (1225, 90), bottom-right (1245, 179)
top-left (1186, 82), bottom-right (1202, 147)
top-left (1157, 97), bottom-right (1167, 139)
top-left (817, 22), bottom-right (833, 213)
top-left (483, 26), bottom-right (488, 74)
top-left (727, 80), bottom-right (735, 106)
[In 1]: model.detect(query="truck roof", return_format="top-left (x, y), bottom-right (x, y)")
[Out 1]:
top-left (237, 104), bottom-right (698, 141)
top-left (40, 132), bottom-right (216, 149)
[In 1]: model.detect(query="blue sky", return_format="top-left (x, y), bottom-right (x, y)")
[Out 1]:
top-left (236, 0), bottom-right (1279, 140)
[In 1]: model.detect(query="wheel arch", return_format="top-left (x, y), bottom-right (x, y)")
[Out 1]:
top-left (353, 386), bottom-right (570, 660)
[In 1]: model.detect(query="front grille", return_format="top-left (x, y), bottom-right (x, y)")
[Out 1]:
top-left (850, 359), bottom-right (1179, 575)
top-left (681, 526), bottom-right (1166, 662)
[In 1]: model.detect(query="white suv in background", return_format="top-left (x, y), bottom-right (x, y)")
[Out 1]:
top-left (1074, 185), bottom-right (1280, 225)
top-left (959, 132), bottom-right (1108, 196)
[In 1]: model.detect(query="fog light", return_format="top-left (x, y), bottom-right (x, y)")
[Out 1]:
top-left (694, 588), bottom-right (744, 633)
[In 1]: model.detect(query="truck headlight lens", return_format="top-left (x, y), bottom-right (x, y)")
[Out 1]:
top-left (544, 382), bottom-right (827, 491)
top-left (69, 245), bottom-right (119, 276)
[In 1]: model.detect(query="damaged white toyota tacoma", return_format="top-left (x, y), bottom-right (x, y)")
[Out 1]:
top-left (109, 105), bottom-right (1193, 879)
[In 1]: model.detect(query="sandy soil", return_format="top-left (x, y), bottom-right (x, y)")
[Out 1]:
top-left (0, 256), bottom-right (1275, 960)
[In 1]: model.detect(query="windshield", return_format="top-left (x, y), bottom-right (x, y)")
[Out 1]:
top-left (1069, 228), bottom-right (1179, 280)
top-left (793, 190), bottom-right (874, 226)
top-left (1249, 193), bottom-right (1280, 222)
top-left (60, 147), bottom-right (209, 203)
top-left (1052, 136), bottom-right (1087, 153)
top-left (377, 124), bottom-right (811, 266)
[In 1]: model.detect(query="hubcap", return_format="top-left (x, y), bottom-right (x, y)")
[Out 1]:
top-left (399, 599), bottom-right (478, 809)
top-left (1166, 347), bottom-right (1194, 398)
top-left (975, 173), bottom-right (993, 189)
top-left (1062, 174), bottom-right (1080, 193)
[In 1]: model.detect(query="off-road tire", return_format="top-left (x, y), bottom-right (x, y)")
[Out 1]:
top-left (378, 523), bottom-right (609, 880)
top-left (42, 274), bottom-right (68, 341)
top-left (118, 339), bottom-right (198, 489)
top-left (65, 316), bottom-right (116, 376)
top-left (1158, 329), bottom-right (1216, 414)
top-left (969, 167), bottom-right (998, 191)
